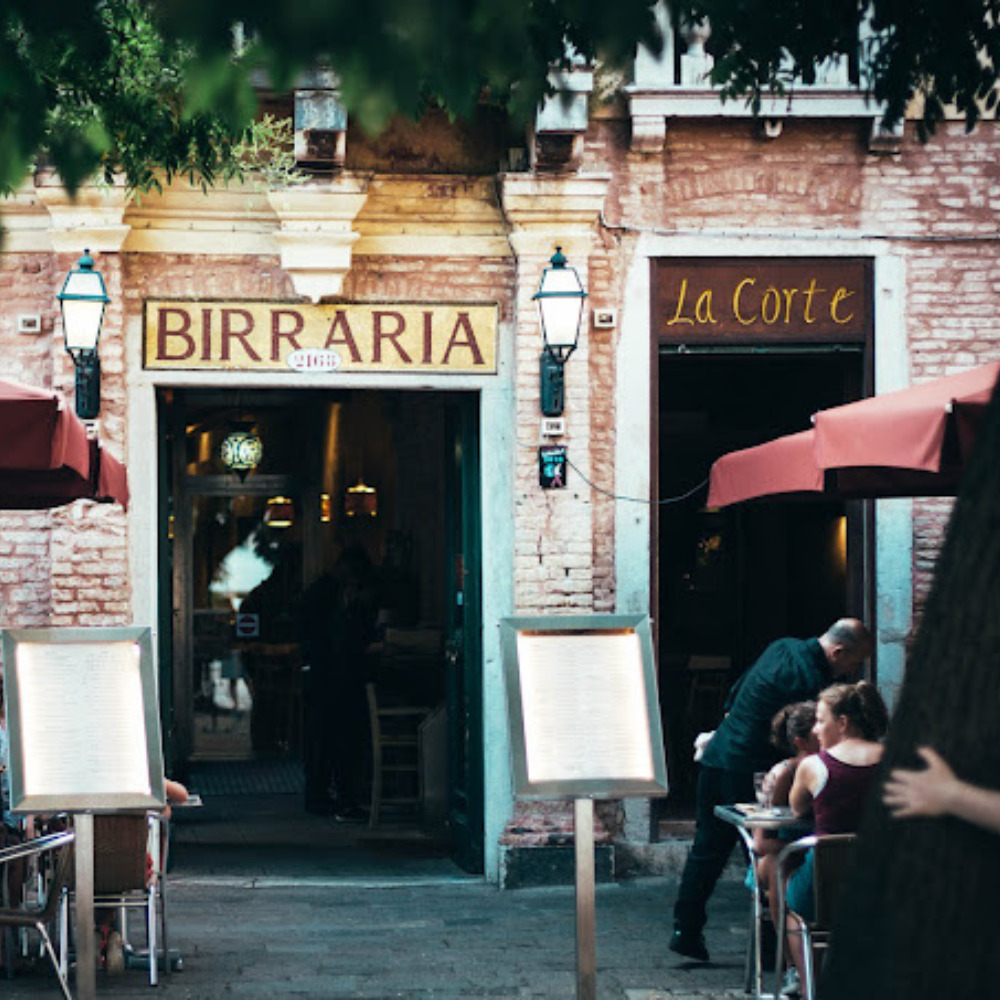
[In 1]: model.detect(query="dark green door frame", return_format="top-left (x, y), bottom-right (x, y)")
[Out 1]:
top-left (444, 394), bottom-right (484, 873)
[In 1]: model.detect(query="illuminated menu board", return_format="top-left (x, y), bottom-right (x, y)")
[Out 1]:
top-left (501, 615), bottom-right (668, 799)
top-left (1, 627), bottom-right (165, 812)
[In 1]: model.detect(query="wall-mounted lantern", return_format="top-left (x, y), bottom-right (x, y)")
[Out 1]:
top-left (532, 246), bottom-right (587, 417)
top-left (57, 250), bottom-right (109, 420)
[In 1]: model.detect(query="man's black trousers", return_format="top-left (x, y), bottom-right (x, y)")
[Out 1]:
top-left (673, 764), bottom-right (756, 934)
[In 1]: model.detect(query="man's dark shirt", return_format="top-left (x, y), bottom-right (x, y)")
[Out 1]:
top-left (701, 637), bottom-right (832, 772)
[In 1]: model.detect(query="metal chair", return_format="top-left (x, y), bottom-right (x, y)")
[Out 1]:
top-left (728, 818), bottom-right (777, 999)
top-left (0, 830), bottom-right (75, 1000)
top-left (86, 812), bottom-right (171, 985)
top-left (775, 833), bottom-right (857, 1000)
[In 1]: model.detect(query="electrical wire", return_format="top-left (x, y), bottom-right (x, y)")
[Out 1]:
top-left (564, 454), bottom-right (708, 504)
top-left (524, 438), bottom-right (708, 505)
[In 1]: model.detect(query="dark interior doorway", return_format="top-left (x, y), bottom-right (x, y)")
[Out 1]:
top-left (656, 350), bottom-right (868, 809)
top-left (160, 388), bottom-right (482, 873)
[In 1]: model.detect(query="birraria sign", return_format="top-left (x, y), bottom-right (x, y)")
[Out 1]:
top-left (144, 300), bottom-right (499, 373)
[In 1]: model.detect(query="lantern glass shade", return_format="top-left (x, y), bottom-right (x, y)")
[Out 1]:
top-left (533, 248), bottom-right (587, 356)
top-left (220, 428), bottom-right (263, 478)
top-left (58, 254), bottom-right (109, 353)
top-left (344, 480), bottom-right (377, 518)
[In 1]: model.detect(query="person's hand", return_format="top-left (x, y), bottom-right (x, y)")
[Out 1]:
top-left (883, 746), bottom-right (960, 819)
top-left (693, 730), bottom-right (714, 763)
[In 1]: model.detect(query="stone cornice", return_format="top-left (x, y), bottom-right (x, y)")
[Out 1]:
top-left (34, 170), bottom-right (131, 254)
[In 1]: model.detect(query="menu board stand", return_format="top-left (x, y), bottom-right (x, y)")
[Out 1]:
top-left (501, 614), bottom-right (669, 1000)
top-left (75, 813), bottom-right (96, 999)
top-left (1, 626), bottom-right (164, 1000)
top-left (574, 797), bottom-right (596, 999)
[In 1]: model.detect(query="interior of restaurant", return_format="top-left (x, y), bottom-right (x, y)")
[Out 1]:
top-left (656, 349), bottom-right (868, 813)
top-left (159, 387), bottom-right (473, 872)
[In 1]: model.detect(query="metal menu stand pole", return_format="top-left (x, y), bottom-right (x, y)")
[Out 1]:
top-left (575, 797), bottom-right (596, 1000)
top-left (75, 812), bottom-right (96, 1000)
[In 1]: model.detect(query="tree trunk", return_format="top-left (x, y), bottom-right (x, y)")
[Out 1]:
top-left (821, 384), bottom-right (1000, 997)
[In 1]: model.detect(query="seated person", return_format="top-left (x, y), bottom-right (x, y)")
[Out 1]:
top-left (781, 681), bottom-right (889, 997)
top-left (752, 701), bottom-right (818, 927)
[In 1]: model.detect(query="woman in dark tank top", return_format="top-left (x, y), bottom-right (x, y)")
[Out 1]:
top-left (782, 681), bottom-right (889, 995)
top-left (812, 749), bottom-right (881, 834)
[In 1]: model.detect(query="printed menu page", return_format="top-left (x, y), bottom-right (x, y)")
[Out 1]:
top-left (16, 641), bottom-right (151, 796)
top-left (516, 631), bottom-right (654, 783)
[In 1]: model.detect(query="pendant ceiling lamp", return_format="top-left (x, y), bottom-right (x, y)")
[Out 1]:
top-left (264, 495), bottom-right (294, 528)
top-left (220, 424), bottom-right (263, 481)
top-left (344, 479), bottom-right (377, 518)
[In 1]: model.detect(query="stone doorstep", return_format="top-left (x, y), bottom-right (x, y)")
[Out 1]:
top-left (498, 843), bottom-right (615, 888)
top-left (498, 838), bottom-right (745, 887)
top-left (615, 838), bottom-right (746, 880)
top-left (625, 991), bottom-right (746, 999)
top-left (659, 819), bottom-right (698, 837)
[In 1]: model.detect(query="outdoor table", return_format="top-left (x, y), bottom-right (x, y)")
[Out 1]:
top-left (714, 803), bottom-right (812, 1000)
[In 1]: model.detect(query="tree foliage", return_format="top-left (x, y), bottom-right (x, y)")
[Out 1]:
top-left (677, 0), bottom-right (1000, 138)
top-left (2, 0), bottom-right (999, 195)
top-left (0, 0), bottom-right (259, 195)
top-left (0, 0), bottom-right (662, 196)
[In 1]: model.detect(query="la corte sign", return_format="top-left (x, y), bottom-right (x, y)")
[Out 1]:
top-left (143, 300), bottom-right (499, 374)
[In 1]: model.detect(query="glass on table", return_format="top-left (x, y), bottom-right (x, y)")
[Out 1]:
top-left (753, 771), bottom-right (771, 807)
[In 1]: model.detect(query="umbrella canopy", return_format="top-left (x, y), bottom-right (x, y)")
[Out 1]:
top-left (707, 362), bottom-right (1000, 507)
top-left (0, 378), bottom-right (129, 509)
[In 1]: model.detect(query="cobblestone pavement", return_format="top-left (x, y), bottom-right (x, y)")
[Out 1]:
top-left (3, 874), bottom-right (751, 999)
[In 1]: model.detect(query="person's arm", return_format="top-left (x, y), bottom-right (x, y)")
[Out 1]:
top-left (768, 759), bottom-right (797, 807)
top-left (789, 755), bottom-right (820, 817)
top-left (884, 746), bottom-right (1000, 834)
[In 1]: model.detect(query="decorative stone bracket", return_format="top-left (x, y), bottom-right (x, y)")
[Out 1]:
top-left (500, 172), bottom-right (611, 262)
top-left (266, 173), bottom-right (371, 302)
top-left (35, 170), bottom-right (131, 254)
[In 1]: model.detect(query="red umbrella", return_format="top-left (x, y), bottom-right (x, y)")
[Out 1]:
top-left (707, 362), bottom-right (1000, 507)
top-left (0, 378), bottom-right (129, 509)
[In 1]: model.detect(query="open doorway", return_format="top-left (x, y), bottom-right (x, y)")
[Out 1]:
top-left (656, 350), bottom-right (869, 811)
top-left (160, 388), bottom-right (483, 874)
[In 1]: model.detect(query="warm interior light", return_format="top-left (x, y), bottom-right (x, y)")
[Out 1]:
top-left (264, 495), bottom-right (294, 528)
top-left (319, 493), bottom-right (332, 523)
top-left (344, 480), bottom-right (377, 518)
top-left (834, 515), bottom-right (848, 574)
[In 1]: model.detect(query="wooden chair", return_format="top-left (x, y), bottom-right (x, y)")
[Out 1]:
top-left (685, 655), bottom-right (732, 731)
top-left (775, 833), bottom-right (857, 1000)
top-left (366, 682), bottom-right (431, 827)
top-left (0, 830), bottom-right (75, 1000)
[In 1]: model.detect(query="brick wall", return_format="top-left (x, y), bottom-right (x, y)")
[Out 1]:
top-left (0, 251), bottom-right (130, 639)
top-left (586, 116), bottom-right (1000, 620)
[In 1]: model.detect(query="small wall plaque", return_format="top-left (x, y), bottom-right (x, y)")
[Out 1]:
top-left (539, 445), bottom-right (567, 489)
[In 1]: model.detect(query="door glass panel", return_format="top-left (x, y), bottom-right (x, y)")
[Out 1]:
top-left (191, 495), bottom-right (303, 759)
